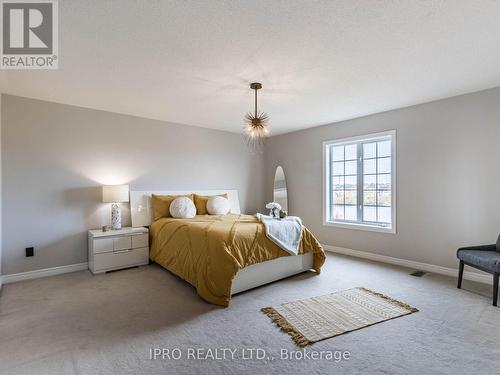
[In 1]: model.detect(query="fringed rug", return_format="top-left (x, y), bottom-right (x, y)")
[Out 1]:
top-left (261, 287), bottom-right (418, 346)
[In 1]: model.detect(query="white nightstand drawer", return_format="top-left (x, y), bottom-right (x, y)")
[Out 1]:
top-left (94, 238), bottom-right (114, 254)
top-left (113, 236), bottom-right (132, 251)
top-left (132, 234), bottom-right (148, 248)
top-left (93, 247), bottom-right (149, 273)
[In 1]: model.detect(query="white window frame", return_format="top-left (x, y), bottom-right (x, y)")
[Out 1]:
top-left (323, 130), bottom-right (396, 234)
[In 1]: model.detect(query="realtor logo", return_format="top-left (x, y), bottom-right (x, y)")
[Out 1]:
top-left (1, 0), bottom-right (58, 69)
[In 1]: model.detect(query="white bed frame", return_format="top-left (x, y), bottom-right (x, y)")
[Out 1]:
top-left (129, 190), bottom-right (314, 295)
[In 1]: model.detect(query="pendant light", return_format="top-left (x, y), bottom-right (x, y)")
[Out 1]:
top-left (243, 82), bottom-right (269, 149)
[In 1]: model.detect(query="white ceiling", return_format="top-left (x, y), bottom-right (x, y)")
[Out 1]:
top-left (2, 0), bottom-right (500, 135)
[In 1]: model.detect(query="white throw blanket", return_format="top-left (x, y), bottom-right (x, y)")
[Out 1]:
top-left (256, 213), bottom-right (303, 255)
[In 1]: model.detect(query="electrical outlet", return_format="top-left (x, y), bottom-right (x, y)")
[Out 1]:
top-left (26, 247), bottom-right (34, 257)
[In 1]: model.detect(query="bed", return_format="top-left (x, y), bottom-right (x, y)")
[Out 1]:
top-left (130, 190), bottom-right (325, 306)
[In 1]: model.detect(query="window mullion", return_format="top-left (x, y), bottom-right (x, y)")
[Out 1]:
top-left (357, 142), bottom-right (363, 223)
top-left (343, 145), bottom-right (346, 220)
top-left (375, 142), bottom-right (379, 222)
top-left (329, 145), bottom-right (333, 222)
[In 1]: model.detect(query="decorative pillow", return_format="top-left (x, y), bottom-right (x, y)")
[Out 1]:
top-left (206, 196), bottom-right (230, 215)
top-left (169, 197), bottom-right (196, 218)
top-left (152, 194), bottom-right (194, 220)
top-left (194, 193), bottom-right (228, 215)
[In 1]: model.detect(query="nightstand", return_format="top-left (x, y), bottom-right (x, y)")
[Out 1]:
top-left (88, 227), bottom-right (149, 274)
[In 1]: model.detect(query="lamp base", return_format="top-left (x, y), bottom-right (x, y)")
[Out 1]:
top-left (111, 203), bottom-right (122, 230)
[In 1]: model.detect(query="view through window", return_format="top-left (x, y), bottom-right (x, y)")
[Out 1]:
top-left (324, 131), bottom-right (396, 233)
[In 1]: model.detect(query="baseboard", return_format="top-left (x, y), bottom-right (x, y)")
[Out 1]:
top-left (0, 249), bottom-right (492, 286)
top-left (1, 263), bottom-right (89, 284)
top-left (323, 245), bottom-right (492, 285)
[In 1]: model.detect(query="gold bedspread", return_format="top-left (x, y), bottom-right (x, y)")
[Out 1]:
top-left (150, 214), bottom-right (325, 306)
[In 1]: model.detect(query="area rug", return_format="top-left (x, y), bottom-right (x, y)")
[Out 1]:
top-left (261, 287), bottom-right (418, 346)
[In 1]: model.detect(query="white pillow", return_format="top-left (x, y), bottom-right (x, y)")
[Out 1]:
top-left (207, 196), bottom-right (230, 215)
top-left (169, 197), bottom-right (196, 218)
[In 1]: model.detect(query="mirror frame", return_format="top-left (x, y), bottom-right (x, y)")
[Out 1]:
top-left (273, 165), bottom-right (288, 213)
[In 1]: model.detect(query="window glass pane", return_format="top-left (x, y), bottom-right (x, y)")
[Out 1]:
top-left (332, 176), bottom-right (344, 190)
top-left (363, 142), bottom-right (376, 159)
top-left (345, 175), bottom-right (357, 190)
top-left (345, 205), bottom-right (357, 221)
top-left (345, 144), bottom-right (357, 160)
top-left (377, 191), bottom-right (391, 206)
top-left (333, 205), bottom-right (344, 220)
top-left (345, 160), bottom-right (357, 175)
top-left (377, 207), bottom-right (391, 223)
top-left (334, 191), bottom-right (344, 205)
top-left (363, 159), bottom-right (376, 174)
top-left (363, 191), bottom-right (376, 205)
top-left (332, 161), bottom-right (344, 175)
top-left (345, 190), bottom-right (357, 205)
top-left (364, 174), bottom-right (376, 190)
top-left (332, 146), bottom-right (344, 161)
top-left (377, 157), bottom-right (391, 173)
top-left (377, 140), bottom-right (391, 157)
top-left (363, 206), bottom-right (376, 222)
top-left (377, 174), bottom-right (391, 190)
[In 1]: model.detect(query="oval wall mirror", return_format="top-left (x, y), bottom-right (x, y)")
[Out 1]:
top-left (273, 166), bottom-right (288, 213)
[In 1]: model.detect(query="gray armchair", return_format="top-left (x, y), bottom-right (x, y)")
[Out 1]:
top-left (456, 235), bottom-right (500, 306)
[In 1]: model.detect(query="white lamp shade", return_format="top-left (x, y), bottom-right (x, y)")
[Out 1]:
top-left (102, 185), bottom-right (129, 203)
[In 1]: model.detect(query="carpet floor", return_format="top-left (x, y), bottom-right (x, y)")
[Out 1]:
top-left (0, 253), bottom-right (499, 375)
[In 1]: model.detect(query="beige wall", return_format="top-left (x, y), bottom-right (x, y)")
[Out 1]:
top-left (1, 95), bottom-right (265, 275)
top-left (3, 86), bottom-right (500, 277)
top-left (0, 94), bottom-right (2, 287)
top-left (265, 87), bottom-right (500, 270)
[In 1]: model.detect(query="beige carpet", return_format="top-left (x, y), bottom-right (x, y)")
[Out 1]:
top-left (1, 253), bottom-right (499, 375)
top-left (262, 287), bottom-right (418, 346)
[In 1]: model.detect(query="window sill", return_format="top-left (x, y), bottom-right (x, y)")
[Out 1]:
top-left (323, 220), bottom-right (396, 234)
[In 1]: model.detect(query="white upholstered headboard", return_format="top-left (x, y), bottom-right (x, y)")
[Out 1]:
top-left (129, 190), bottom-right (241, 227)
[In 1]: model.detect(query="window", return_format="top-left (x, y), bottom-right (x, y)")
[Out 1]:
top-left (323, 130), bottom-right (396, 233)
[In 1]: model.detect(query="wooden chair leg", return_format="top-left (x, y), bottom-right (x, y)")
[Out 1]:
top-left (494, 273), bottom-right (499, 307)
top-left (457, 260), bottom-right (464, 289)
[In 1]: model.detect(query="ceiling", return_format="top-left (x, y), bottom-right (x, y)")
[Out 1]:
top-left (1, 0), bottom-right (500, 135)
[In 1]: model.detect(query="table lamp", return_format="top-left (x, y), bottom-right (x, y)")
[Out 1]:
top-left (102, 185), bottom-right (129, 230)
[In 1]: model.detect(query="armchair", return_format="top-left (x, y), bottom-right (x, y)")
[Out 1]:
top-left (456, 235), bottom-right (500, 306)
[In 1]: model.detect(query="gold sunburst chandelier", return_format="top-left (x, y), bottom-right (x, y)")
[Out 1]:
top-left (243, 82), bottom-right (269, 149)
